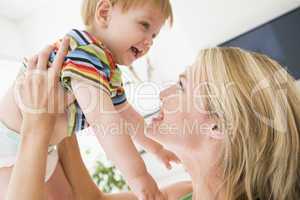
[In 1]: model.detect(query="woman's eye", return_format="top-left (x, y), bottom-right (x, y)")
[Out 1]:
top-left (176, 80), bottom-right (184, 91)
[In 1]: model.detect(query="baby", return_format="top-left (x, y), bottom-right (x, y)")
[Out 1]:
top-left (0, 0), bottom-right (179, 199)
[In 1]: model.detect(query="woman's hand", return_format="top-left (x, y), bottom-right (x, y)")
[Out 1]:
top-left (15, 37), bottom-right (70, 138)
top-left (6, 38), bottom-right (70, 200)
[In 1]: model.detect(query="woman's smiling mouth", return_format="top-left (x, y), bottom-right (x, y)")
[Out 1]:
top-left (151, 108), bottom-right (164, 123)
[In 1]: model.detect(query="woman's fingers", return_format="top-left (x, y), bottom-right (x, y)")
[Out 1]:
top-left (25, 55), bottom-right (38, 71)
top-left (37, 45), bottom-right (54, 70)
top-left (52, 37), bottom-right (69, 75)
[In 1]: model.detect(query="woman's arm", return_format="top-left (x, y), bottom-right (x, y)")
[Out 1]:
top-left (102, 180), bottom-right (192, 200)
top-left (5, 38), bottom-right (69, 200)
top-left (6, 122), bottom-right (53, 200)
top-left (161, 181), bottom-right (192, 200)
top-left (58, 135), bottom-right (103, 200)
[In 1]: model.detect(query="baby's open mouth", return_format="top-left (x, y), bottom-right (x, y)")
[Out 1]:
top-left (130, 46), bottom-right (142, 58)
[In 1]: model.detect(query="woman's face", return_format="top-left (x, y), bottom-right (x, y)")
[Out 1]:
top-left (147, 68), bottom-right (218, 153)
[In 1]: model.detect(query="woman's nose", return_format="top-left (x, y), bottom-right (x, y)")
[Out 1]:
top-left (159, 91), bottom-right (165, 102)
top-left (159, 85), bottom-right (176, 101)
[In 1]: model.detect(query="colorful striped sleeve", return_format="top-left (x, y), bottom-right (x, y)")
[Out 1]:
top-left (110, 67), bottom-right (127, 105)
top-left (61, 43), bottom-right (112, 96)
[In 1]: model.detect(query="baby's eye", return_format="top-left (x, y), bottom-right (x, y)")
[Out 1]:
top-left (140, 21), bottom-right (150, 30)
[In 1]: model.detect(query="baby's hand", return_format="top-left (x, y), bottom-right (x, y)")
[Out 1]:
top-left (155, 148), bottom-right (180, 170)
top-left (129, 173), bottom-right (166, 200)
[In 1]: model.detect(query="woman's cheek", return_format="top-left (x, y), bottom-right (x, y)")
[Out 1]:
top-left (163, 112), bottom-right (185, 134)
top-left (164, 94), bottom-right (183, 114)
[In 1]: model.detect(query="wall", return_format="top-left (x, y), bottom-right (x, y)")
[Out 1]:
top-left (0, 17), bottom-right (24, 97)
top-left (132, 0), bottom-right (300, 84)
top-left (15, 0), bottom-right (300, 82)
top-left (0, 17), bottom-right (24, 61)
top-left (17, 0), bottom-right (83, 57)
top-left (175, 0), bottom-right (300, 50)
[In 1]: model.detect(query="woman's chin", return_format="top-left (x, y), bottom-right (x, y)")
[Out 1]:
top-left (150, 117), bottom-right (164, 127)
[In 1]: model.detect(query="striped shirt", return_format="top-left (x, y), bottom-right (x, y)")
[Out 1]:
top-left (49, 29), bottom-right (127, 135)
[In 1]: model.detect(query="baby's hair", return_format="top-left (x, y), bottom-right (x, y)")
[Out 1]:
top-left (81, 0), bottom-right (173, 29)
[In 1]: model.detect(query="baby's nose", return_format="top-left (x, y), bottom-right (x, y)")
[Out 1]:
top-left (159, 88), bottom-right (168, 100)
top-left (144, 37), bottom-right (153, 48)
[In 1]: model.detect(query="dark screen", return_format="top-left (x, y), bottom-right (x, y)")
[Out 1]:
top-left (220, 7), bottom-right (300, 79)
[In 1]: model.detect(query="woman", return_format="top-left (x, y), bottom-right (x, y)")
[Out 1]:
top-left (146, 47), bottom-right (300, 199)
top-left (5, 40), bottom-right (192, 200)
top-left (6, 45), bottom-right (300, 200)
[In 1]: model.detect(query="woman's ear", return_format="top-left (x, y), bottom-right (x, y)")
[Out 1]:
top-left (209, 124), bottom-right (225, 140)
top-left (95, 0), bottom-right (112, 28)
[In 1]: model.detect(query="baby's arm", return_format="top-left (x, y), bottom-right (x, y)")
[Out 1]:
top-left (116, 102), bottom-right (163, 154)
top-left (71, 79), bottom-right (164, 200)
top-left (115, 102), bottom-right (163, 152)
top-left (116, 103), bottom-right (180, 169)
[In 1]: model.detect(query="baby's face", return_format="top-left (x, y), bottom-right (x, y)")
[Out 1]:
top-left (104, 2), bottom-right (166, 65)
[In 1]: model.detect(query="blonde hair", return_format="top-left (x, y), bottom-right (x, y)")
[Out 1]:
top-left (190, 47), bottom-right (300, 199)
top-left (81, 0), bottom-right (173, 29)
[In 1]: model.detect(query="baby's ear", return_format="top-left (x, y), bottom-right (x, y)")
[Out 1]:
top-left (95, 0), bottom-right (112, 27)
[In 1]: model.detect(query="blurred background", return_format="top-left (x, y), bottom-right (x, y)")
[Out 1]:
top-left (0, 0), bottom-right (299, 192)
